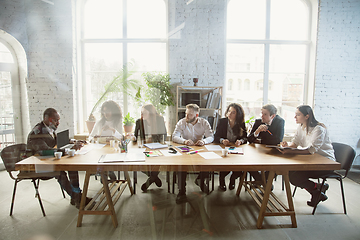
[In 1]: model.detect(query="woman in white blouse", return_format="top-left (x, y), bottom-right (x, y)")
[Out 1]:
top-left (279, 105), bottom-right (335, 207)
top-left (90, 100), bottom-right (123, 181)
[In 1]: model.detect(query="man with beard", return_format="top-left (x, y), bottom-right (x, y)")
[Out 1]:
top-left (27, 108), bottom-right (90, 208)
top-left (172, 104), bottom-right (214, 204)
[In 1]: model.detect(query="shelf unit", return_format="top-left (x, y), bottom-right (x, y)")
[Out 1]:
top-left (176, 86), bottom-right (222, 130)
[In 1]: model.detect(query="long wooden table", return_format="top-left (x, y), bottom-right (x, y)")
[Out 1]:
top-left (15, 142), bottom-right (340, 229)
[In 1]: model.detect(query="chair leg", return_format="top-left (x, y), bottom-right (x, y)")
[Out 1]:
top-left (339, 178), bottom-right (347, 214)
top-left (59, 182), bottom-right (66, 198)
top-left (133, 171), bottom-right (137, 194)
top-left (32, 179), bottom-right (46, 217)
top-left (282, 175), bottom-right (285, 191)
top-left (312, 179), bottom-right (326, 215)
top-left (10, 179), bottom-right (19, 216)
top-left (292, 186), bottom-right (297, 197)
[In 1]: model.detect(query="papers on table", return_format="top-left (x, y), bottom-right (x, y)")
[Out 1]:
top-left (265, 145), bottom-right (299, 150)
top-left (204, 145), bottom-right (223, 151)
top-left (198, 152), bottom-right (222, 159)
top-left (143, 142), bottom-right (168, 149)
top-left (225, 147), bottom-right (244, 154)
top-left (77, 143), bottom-right (106, 155)
top-left (99, 151), bottom-right (145, 163)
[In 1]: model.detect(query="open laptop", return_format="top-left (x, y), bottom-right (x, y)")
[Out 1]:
top-left (57, 129), bottom-right (74, 149)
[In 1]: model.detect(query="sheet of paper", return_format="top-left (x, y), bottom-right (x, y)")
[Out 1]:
top-left (99, 152), bottom-right (146, 163)
top-left (198, 152), bottom-right (222, 159)
top-left (160, 149), bottom-right (183, 156)
top-left (205, 145), bottom-right (223, 151)
top-left (143, 142), bottom-right (168, 149)
top-left (225, 147), bottom-right (244, 154)
top-left (76, 143), bottom-right (105, 155)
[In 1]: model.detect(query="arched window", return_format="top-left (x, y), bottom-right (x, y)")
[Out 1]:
top-left (244, 79), bottom-right (250, 91)
top-left (0, 34), bottom-right (30, 148)
top-left (237, 79), bottom-right (242, 90)
top-left (226, 0), bottom-right (316, 132)
top-left (228, 79), bottom-right (233, 91)
top-left (78, 0), bottom-right (167, 132)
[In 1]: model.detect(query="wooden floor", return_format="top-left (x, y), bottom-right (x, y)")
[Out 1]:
top-left (1, 169), bottom-right (360, 240)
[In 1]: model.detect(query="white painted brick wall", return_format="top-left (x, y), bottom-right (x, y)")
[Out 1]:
top-left (167, 0), bottom-right (226, 132)
top-left (315, 0), bottom-right (360, 164)
top-left (0, 0), bottom-right (75, 137)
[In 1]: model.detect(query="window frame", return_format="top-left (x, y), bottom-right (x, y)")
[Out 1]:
top-left (75, 0), bottom-right (168, 133)
top-left (225, 0), bottom-right (318, 133)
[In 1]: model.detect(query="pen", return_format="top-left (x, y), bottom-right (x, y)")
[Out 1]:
top-left (187, 151), bottom-right (198, 154)
top-left (267, 130), bottom-right (273, 135)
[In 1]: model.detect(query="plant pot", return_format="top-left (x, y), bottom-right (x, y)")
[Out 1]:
top-left (86, 120), bottom-right (96, 134)
top-left (123, 125), bottom-right (133, 133)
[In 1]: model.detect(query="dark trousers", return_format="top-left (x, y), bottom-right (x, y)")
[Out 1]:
top-left (177, 171), bottom-right (209, 194)
top-left (56, 171), bottom-right (80, 197)
top-left (219, 171), bottom-right (243, 183)
top-left (142, 171), bottom-right (160, 179)
top-left (289, 170), bottom-right (333, 190)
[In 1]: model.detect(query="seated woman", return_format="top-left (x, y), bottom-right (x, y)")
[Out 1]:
top-left (279, 105), bottom-right (335, 207)
top-left (134, 104), bottom-right (167, 192)
top-left (214, 103), bottom-right (247, 191)
top-left (90, 100), bottom-right (123, 181)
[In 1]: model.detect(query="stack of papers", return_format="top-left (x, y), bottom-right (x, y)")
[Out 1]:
top-left (225, 147), bottom-right (244, 154)
top-left (143, 142), bottom-right (168, 149)
top-left (99, 152), bottom-right (145, 163)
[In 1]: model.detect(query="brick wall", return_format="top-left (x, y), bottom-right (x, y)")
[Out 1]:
top-left (167, 0), bottom-right (226, 131)
top-left (0, 0), bottom-right (75, 137)
top-left (315, 0), bottom-right (360, 164)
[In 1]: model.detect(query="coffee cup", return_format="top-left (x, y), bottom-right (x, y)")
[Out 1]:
top-left (54, 151), bottom-right (63, 159)
top-left (69, 149), bottom-right (76, 157)
top-left (222, 149), bottom-right (228, 157)
top-left (109, 140), bottom-right (115, 148)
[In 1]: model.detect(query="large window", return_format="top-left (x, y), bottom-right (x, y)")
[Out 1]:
top-left (79, 0), bottom-right (167, 132)
top-left (226, 0), bottom-right (315, 132)
top-left (0, 42), bottom-right (15, 149)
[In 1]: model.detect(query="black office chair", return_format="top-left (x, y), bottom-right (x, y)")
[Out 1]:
top-left (292, 142), bottom-right (356, 215)
top-left (1, 144), bottom-right (65, 216)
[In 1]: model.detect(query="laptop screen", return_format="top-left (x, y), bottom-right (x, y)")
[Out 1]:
top-left (57, 129), bottom-right (70, 149)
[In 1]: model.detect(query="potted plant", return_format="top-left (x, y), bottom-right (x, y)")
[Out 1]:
top-left (123, 112), bottom-right (135, 133)
top-left (86, 61), bottom-right (141, 133)
top-left (141, 72), bottom-right (175, 115)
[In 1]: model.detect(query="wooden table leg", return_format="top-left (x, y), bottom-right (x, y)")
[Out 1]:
top-left (256, 171), bottom-right (275, 229)
top-left (77, 171), bottom-right (91, 227)
top-left (124, 171), bottom-right (134, 195)
top-left (236, 171), bottom-right (247, 196)
top-left (100, 172), bottom-right (118, 227)
top-left (283, 172), bottom-right (297, 228)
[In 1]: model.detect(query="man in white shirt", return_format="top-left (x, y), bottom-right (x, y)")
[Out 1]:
top-left (172, 104), bottom-right (214, 204)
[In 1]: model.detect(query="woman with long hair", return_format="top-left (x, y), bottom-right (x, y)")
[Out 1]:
top-left (279, 105), bottom-right (335, 207)
top-left (90, 100), bottom-right (123, 181)
top-left (134, 104), bottom-right (167, 192)
top-left (214, 103), bottom-right (247, 191)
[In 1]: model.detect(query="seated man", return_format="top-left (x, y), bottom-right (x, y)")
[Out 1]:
top-left (247, 104), bottom-right (285, 184)
top-left (172, 104), bottom-right (214, 204)
top-left (27, 108), bottom-right (89, 208)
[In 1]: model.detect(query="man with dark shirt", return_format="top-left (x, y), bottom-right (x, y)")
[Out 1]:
top-left (247, 104), bottom-right (285, 183)
top-left (27, 108), bottom-right (89, 208)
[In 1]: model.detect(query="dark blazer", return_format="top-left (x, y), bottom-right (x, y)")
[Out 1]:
top-left (134, 116), bottom-right (167, 143)
top-left (27, 122), bottom-right (57, 152)
top-left (214, 118), bottom-right (247, 144)
top-left (247, 115), bottom-right (285, 145)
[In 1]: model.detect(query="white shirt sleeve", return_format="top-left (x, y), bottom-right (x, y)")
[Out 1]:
top-left (308, 125), bottom-right (326, 154)
top-left (172, 119), bottom-right (186, 144)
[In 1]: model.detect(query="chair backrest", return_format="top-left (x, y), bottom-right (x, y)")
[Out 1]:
top-left (0, 144), bottom-right (27, 172)
top-left (332, 142), bottom-right (356, 176)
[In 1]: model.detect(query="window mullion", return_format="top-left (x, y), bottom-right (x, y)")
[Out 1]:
top-left (123, 0), bottom-right (128, 114)
top-left (263, 0), bottom-right (271, 105)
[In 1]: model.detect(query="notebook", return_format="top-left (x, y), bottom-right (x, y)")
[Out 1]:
top-left (57, 129), bottom-right (74, 149)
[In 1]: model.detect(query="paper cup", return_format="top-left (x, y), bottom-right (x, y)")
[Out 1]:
top-left (222, 149), bottom-right (228, 157)
top-left (69, 149), bottom-right (76, 157)
top-left (54, 151), bottom-right (63, 159)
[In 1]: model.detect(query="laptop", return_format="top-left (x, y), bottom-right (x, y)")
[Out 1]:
top-left (57, 129), bottom-right (74, 149)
